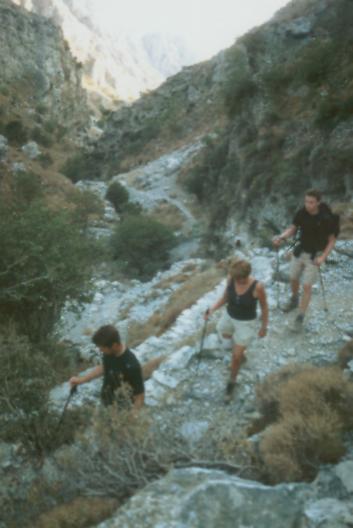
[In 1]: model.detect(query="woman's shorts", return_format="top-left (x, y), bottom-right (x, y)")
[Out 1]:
top-left (217, 310), bottom-right (257, 347)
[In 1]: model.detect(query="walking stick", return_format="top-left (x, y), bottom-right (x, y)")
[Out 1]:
top-left (196, 309), bottom-right (209, 369)
top-left (275, 249), bottom-right (280, 309)
top-left (55, 385), bottom-right (77, 435)
top-left (318, 267), bottom-right (329, 313)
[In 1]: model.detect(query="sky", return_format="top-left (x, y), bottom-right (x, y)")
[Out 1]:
top-left (90, 0), bottom-right (290, 59)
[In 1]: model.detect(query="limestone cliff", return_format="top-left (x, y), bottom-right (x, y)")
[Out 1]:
top-left (11, 0), bottom-right (197, 106)
top-left (0, 0), bottom-right (89, 136)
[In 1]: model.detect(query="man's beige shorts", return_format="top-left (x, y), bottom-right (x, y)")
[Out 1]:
top-left (290, 252), bottom-right (319, 285)
top-left (217, 311), bottom-right (257, 347)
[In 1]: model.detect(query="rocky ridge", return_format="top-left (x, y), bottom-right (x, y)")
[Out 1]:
top-left (88, 0), bottom-right (353, 250)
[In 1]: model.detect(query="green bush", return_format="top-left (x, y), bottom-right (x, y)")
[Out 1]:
top-left (11, 171), bottom-right (42, 205)
top-left (111, 215), bottom-right (177, 279)
top-left (0, 199), bottom-right (97, 341)
top-left (224, 76), bottom-right (257, 116)
top-left (31, 126), bottom-right (53, 147)
top-left (61, 153), bottom-right (90, 182)
top-left (185, 137), bottom-right (229, 201)
top-left (315, 94), bottom-right (353, 129)
top-left (38, 152), bottom-right (54, 168)
top-left (4, 119), bottom-right (28, 145)
top-left (0, 328), bottom-right (88, 455)
top-left (71, 188), bottom-right (105, 228)
top-left (105, 181), bottom-right (130, 212)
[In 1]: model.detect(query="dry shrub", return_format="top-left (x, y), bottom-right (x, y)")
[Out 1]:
top-left (255, 363), bottom-right (309, 424)
top-left (337, 339), bottom-right (353, 368)
top-left (279, 367), bottom-right (353, 426)
top-left (257, 365), bottom-right (353, 483)
top-left (260, 409), bottom-right (344, 483)
top-left (57, 407), bottom-right (190, 500)
top-left (33, 497), bottom-right (119, 528)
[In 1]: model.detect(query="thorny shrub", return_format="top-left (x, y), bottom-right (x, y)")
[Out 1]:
top-left (56, 405), bottom-right (190, 499)
top-left (255, 365), bottom-right (353, 483)
top-left (0, 328), bottom-right (89, 455)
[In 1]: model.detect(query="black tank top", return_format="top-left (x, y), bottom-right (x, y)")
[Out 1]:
top-left (226, 279), bottom-right (258, 321)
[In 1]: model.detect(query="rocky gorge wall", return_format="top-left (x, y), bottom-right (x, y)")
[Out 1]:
top-left (0, 0), bottom-right (89, 133)
top-left (90, 0), bottom-right (353, 251)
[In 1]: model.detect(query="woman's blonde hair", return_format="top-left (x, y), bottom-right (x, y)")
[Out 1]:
top-left (229, 259), bottom-right (251, 280)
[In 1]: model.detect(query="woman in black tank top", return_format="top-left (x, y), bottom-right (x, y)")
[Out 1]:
top-left (205, 259), bottom-right (269, 404)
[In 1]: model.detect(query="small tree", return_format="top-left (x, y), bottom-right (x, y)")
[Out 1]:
top-left (0, 199), bottom-right (97, 341)
top-left (111, 215), bottom-right (177, 279)
top-left (105, 181), bottom-right (129, 213)
top-left (0, 328), bottom-right (86, 455)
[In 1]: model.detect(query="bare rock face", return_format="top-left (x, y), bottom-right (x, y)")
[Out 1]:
top-left (11, 0), bottom-right (197, 105)
top-left (0, 0), bottom-right (89, 133)
top-left (97, 467), bottom-right (308, 528)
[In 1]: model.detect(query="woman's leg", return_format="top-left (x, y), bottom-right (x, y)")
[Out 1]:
top-left (225, 343), bottom-right (247, 403)
top-left (230, 344), bottom-right (247, 383)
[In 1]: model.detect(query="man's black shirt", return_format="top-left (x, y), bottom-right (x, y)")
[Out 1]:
top-left (293, 204), bottom-right (336, 254)
top-left (101, 348), bottom-right (144, 406)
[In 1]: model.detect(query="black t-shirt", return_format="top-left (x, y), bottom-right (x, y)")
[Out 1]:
top-left (293, 205), bottom-right (336, 254)
top-left (101, 348), bottom-right (144, 406)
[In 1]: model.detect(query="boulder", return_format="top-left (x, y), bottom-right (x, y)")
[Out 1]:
top-left (97, 468), bottom-right (307, 528)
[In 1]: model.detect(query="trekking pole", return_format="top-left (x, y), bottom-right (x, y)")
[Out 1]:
top-left (275, 248), bottom-right (280, 309)
top-left (55, 385), bottom-right (78, 435)
top-left (197, 309), bottom-right (209, 369)
top-left (318, 267), bottom-right (329, 313)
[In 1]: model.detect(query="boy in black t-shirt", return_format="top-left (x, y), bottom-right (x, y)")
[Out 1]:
top-left (69, 325), bottom-right (144, 410)
top-left (273, 189), bottom-right (337, 328)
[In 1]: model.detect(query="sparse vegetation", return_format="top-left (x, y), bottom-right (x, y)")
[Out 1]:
top-left (31, 126), bottom-right (54, 147)
top-left (0, 328), bottom-right (87, 455)
top-left (4, 119), bottom-right (28, 145)
top-left (255, 365), bottom-right (353, 483)
top-left (111, 215), bottom-right (177, 279)
top-left (61, 153), bottom-right (92, 182)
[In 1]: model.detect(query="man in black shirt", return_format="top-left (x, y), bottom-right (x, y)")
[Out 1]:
top-left (69, 325), bottom-right (144, 410)
top-left (273, 189), bottom-right (337, 328)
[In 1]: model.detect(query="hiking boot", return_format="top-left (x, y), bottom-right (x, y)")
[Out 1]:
top-left (224, 381), bottom-right (236, 404)
top-left (282, 295), bottom-right (299, 313)
top-left (292, 313), bottom-right (304, 332)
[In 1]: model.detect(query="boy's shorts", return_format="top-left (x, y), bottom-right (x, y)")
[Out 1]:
top-left (290, 252), bottom-right (318, 285)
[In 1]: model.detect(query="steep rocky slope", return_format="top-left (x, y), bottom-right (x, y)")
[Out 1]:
top-left (12, 0), bottom-right (197, 106)
top-left (0, 0), bottom-right (95, 206)
top-left (90, 0), bottom-right (353, 250)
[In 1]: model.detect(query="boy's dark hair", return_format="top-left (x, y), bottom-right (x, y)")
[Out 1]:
top-left (305, 189), bottom-right (322, 202)
top-left (92, 325), bottom-right (121, 347)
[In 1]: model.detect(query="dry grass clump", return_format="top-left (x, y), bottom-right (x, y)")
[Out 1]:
top-left (255, 363), bottom-right (309, 424)
top-left (127, 266), bottom-right (223, 346)
top-left (33, 497), bottom-right (119, 528)
top-left (255, 365), bottom-right (353, 483)
top-left (337, 339), bottom-right (353, 368)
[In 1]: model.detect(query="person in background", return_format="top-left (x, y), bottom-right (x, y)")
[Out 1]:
top-left (273, 189), bottom-right (338, 330)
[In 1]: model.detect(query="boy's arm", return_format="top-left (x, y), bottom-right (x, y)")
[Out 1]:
top-left (69, 365), bottom-right (103, 387)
